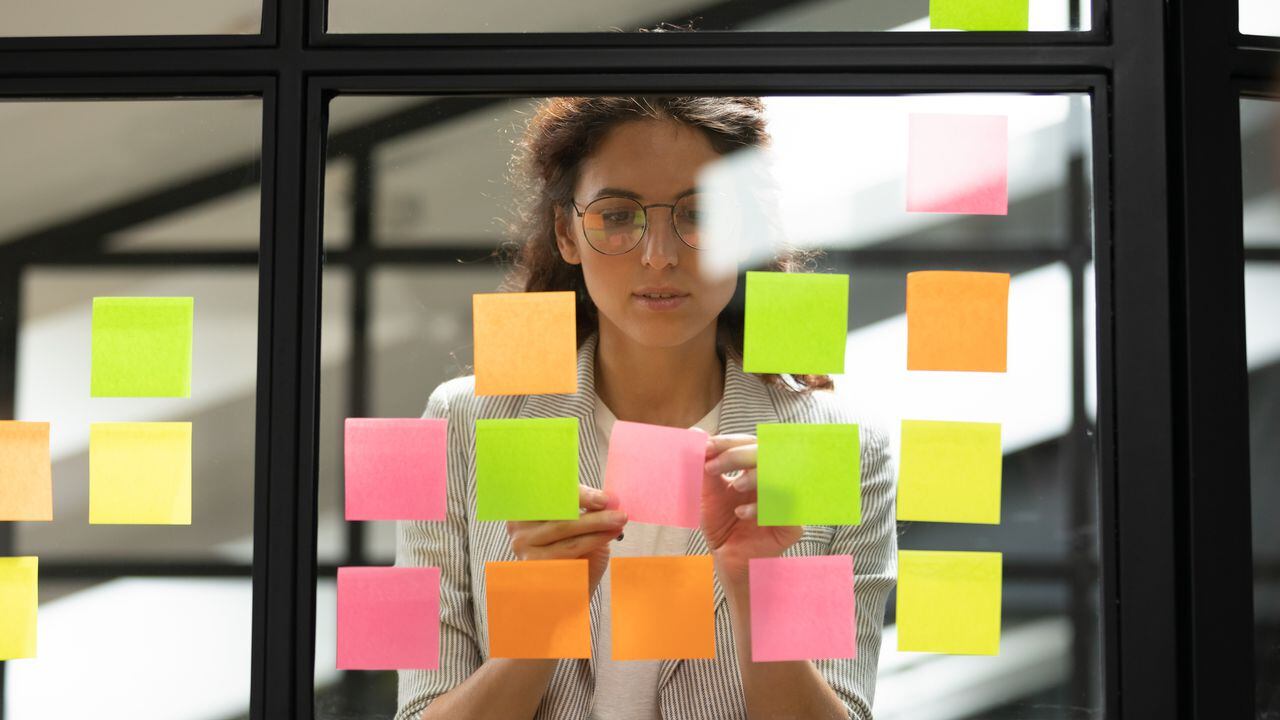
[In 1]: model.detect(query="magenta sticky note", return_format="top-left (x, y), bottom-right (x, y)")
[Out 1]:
top-left (344, 418), bottom-right (447, 521)
top-left (603, 420), bottom-right (707, 529)
top-left (337, 566), bottom-right (441, 670)
top-left (748, 554), bottom-right (856, 662)
top-left (907, 113), bottom-right (1009, 216)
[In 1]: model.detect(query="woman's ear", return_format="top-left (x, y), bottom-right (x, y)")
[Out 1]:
top-left (553, 204), bottom-right (583, 266)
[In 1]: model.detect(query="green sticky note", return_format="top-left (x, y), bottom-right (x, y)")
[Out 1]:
top-left (91, 297), bottom-right (194, 398)
top-left (897, 550), bottom-right (1002, 655)
top-left (743, 272), bottom-right (848, 375)
top-left (756, 423), bottom-right (860, 526)
top-left (930, 0), bottom-right (1030, 31)
top-left (476, 418), bottom-right (580, 521)
top-left (897, 420), bottom-right (1002, 524)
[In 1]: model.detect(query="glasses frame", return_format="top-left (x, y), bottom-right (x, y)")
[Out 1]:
top-left (570, 194), bottom-right (703, 255)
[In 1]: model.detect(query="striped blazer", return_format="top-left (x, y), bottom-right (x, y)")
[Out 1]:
top-left (395, 331), bottom-right (897, 720)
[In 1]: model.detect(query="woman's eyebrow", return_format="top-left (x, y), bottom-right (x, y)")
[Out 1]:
top-left (592, 187), bottom-right (699, 201)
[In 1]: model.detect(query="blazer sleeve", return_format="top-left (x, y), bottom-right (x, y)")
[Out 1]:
top-left (395, 384), bottom-right (484, 720)
top-left (814, 420), bottom-right (898, 720)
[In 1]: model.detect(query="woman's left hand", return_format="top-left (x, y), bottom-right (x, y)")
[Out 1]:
top-left (701, 434), bottom-right (803, 584)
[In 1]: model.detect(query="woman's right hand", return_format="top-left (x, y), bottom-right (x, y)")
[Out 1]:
top-left (505, 485), bottom-right (629, 594)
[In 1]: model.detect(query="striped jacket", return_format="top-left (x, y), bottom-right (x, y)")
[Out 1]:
top-left (395, 331), bottom-right (897, 720)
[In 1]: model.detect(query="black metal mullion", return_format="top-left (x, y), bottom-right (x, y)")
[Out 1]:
top-left (343, 150), bottom-right (374, 569)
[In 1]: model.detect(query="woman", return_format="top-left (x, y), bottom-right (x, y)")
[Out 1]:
top-left (395, 96), bottom-right (896, 720)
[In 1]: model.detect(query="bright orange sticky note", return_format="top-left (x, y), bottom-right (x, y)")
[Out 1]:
top-left (473, 292), bottom-right (577, 396)
top-left (486, 559), bottom-right (591, 659)
top-left (0, 422), bottom-right (52, 521)
top-left (610, 556), bottom-right (716, 660)
top-left (906, 271), bottom-right (1010, 372)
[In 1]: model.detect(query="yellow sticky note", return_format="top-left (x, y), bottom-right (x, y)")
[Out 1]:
top-left (897, 420), bottom-right (1001, 524)
top-left (473, 292), bottom-right (577, 396)
top-left (897, 550), bottom-right (1001, 655)
top-left (89, 422), bottom-right (192, 525)
top-left (0, 421), bottom-right (53, 521)
top-left (0, 556), bottom-right (38, 660)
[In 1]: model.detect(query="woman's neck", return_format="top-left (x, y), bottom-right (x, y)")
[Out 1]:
top-left (594, 322), bottom-right (724, 428)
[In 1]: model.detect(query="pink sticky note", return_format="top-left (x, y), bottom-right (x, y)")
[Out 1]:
top-left (749, 554), bottom-right (856, 662)
top-left (344, 418), bottom-right (447, 521)
top-left (337, 566), bottom-right (441, 670)
top-left (604, 420), bottom-right (708, 529)
top-left (907, 113), bottom-right (1009, 215)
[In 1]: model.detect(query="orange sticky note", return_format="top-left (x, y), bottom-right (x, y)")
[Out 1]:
top-left (473, 292), bottom-right (577, 396)
top-left (610, 556), bottom-right (716, 660)
top-left (486, 559), bottom-right (591, 659)
top-left (0, 422), bottom-right (52, 521)
top-left (906, 271), bottom-right (1010, 372)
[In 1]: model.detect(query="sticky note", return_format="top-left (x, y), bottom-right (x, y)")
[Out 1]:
top-left (0, 422), bottom-right (52, 521)
top-left (930, 0), bottom-right (1029, 31)
top-left (610, 556), bottom-right (716, 660)
top-left (475, 418), bottom-right (579, 521)
top-left (89, 422), bottom-right (191, 525)
top-left (91, 297), bottom-right (194, 398)
top-left (337, 566), bottom-right (441, 670)
top-left (0, 556), bottom-right (37, 660)
top-left (897, 550), bottom-right (1002, 655)
top-left (906, 271), bottom-right (1010, 372)
top-left (486, 559), bottom-right (591, 659)
top-left (756, 423), bottom-right (860, 526)
top-left (473, 291), bottom-right (577, 396)
top-left (344, 418), bottom-right (447, 521)
top-left (898, 420), bottom-right (1002, 524)
top-left (603, 421), bottom-right (706, 529)
top-left (907, 114), bottom-right (1009, 215)
top-left (749, 555), bottom-right (855, 662)
top-left (743, 271), bottom-right (849, 375)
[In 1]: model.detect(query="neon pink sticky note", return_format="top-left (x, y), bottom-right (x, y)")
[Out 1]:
top-left (748, 554), bottom-right (856, 662)
top-left (337, 566), bottom-right (441, 670)
top-left (907, 113), bottom-right (1009, 215)
top-left (603, 420), bottom-right (708, 529)
top-left (344, 418), bottom-right (447, 521)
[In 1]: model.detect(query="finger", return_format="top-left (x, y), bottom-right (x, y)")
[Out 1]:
top-left (579, 484), bottom-right (609, 511)
top-left (538, 529), bottom-right (624, 558)
top-left (728, 468), bottom-right (757, 493)
top-left (705, 433), bottom-right (757, 458)
top-left (734, 502), bottom-right (757, 520)
top-left (521, 509), bottom-right (628, 547)
top-left (704, 443), bottom-right (757, 476)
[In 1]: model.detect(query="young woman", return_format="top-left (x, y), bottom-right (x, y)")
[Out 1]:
top-left (395, 96), bottom-right (896, 720)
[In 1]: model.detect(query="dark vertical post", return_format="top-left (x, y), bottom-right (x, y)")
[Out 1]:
top-left (0, 262), bottom-right (20, 720)
top-left (345, 150), bottom-right (373, 569)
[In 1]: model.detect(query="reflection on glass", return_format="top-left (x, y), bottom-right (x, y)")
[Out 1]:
top-left (1244, 98), bottom-right (1280, 248)
top-left (0, 0), bottom-right (261, 36)
top-left (1241, 0), bottom-right (1280, 36)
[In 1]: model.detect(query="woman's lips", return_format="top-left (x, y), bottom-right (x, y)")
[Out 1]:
top-left (632, 292), bottom-right (689, 311)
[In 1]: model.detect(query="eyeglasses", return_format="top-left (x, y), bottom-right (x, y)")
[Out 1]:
top-left (570, 193), bottom-right (724, 255)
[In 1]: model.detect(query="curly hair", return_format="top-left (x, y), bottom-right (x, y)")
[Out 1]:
top-left (499, 96), bottom-right (833, 393)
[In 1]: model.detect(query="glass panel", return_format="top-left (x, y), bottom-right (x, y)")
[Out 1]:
top-left (318, 93), bottom-right (1100, 719)
top-left (1241, 0), bottom-right (1280, 36)
top-left (0, 0), bottom-right (262, 37)
top-left (1244, 98), bottom-right (1280, 248)
top-left (328, 0), bottom-right (1091, 34)
top-left (1, 98), bottom-right (261, 718)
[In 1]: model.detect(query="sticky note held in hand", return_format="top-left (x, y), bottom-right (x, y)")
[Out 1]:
top-left (0, 422), bottom-right (53, 522)
top-left (475, 418), bottom-right (579, 521)
top-left (897, 550), bottom-right (1002, 655)
top-left (473, 291), bottom-right (577, 396)
top-left (486, 559), bottom-right (591, 659)
top-left (898, 419), bottom-right (1002, 524)
top-left (344, 418), bottom-right (447, 522)
top-left (89, 422), bottom-right (192, 525)
top-left (756, 423), bottom-right (861, 526)
top-left (749, 554), bottom-right (856, 662)
top-left (0, 556), bottom-right (38, 660)
top-left (337, 566), bottom-right (441, 670)
top-left (743, 271), bottom-right (849, 375)
top-left (906, 271), bottom-right (1010, 372)
top-left (907, 114), bottom-right (1009, 215)
top-left (930, 0), bottom-right (1030, 31)
top-left (610, 555), bottom-right (716, 660)
top-left (91, 297), bottom-right (194, 398)
top-left (604, 421), bottom-right (706, 529)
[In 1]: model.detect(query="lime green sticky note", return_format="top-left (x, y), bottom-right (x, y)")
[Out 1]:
top-left (897, 420), bottom-right (1002, 524)
top-left (89, 422), bottom-right (192, 525)
top-left (476, 418), bottom-right (579, 521)
top-left (743, 272), bottom-right (849, 375)
top-left (0, 556), bottom-right (38, 660)
top-left (756, 423), bottom-right (860, 526)
top-left (930, 0), bottom-right (1029, 31)
top-left (897, 550), bottom-right (1002, 655)
top-left (91, 297), bottom-right (194, 398)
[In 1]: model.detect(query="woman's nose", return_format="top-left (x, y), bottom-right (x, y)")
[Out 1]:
top-left (640, 208), bottom-right (680, 269)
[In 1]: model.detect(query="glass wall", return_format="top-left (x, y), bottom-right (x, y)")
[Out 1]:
top-left (0, 1), bottom-right (262, 37)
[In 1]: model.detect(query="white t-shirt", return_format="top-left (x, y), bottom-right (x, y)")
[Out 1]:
top-left (590, 395), bottom-right (722, 720)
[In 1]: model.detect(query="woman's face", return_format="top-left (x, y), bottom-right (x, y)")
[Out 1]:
top-left (554, 119), bottom-right (738, 350)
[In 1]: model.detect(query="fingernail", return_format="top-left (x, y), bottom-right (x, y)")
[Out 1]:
top-left (607, 510), bottom-right (628, 524)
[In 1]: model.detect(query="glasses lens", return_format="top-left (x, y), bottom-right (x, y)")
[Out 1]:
top-left (583, 197), bottom-right (645, 254)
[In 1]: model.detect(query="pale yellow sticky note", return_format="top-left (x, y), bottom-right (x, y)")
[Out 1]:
top-left (473, 292), bottom-right (577, 396)
top-left (897, 550), bottom-right (1001, 655)
top-left (897, 420), bottom-right (1001, 524)
top-left (0, 421), bottom-right (53, 521)
top-left (89, 422), bottom-right (192, 525)
top-left (0, 556), bottom-right (38, 660)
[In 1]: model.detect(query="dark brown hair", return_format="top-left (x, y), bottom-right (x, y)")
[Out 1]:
top-left (500, 96), bottom-right (834, 393)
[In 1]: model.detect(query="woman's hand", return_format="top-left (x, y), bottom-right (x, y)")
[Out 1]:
top-left (506, 485), bottom-right (628, 594)
top-left (701, 434), bottom-right (803, 585)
